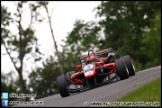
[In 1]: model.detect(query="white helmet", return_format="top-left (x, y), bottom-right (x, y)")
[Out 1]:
top-left (108, 52), bottom-right (115, 59)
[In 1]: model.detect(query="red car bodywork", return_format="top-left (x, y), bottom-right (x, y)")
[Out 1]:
top-left (71, 49), bottom-right (116, 84)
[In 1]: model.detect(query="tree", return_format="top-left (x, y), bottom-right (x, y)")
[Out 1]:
top-left (1, 72), bottom-right (17, 92)
top-left (1, 72), bottom-right (17, 102)
top-left (1, 1), bottom-right (43, 95)
top-left (95, 1), bottom-right (160, 54)
top-left (141, 10), bottom-right (161, 68)
top-left (37, 1), bottom-right (65, 75)
top-left (63, 19), bottom-right (101, 55)
top-left (29, 56), bottom-right (60, 99)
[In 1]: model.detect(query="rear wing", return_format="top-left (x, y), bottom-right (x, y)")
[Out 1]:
top-left (80, 48), bottom-right (113, 60)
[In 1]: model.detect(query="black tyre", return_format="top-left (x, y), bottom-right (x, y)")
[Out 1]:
top-left (57, 75), bottom-right (69, 97)
top-left (122, 55), bottom-right (135, 76)
top-left (66, 71), bottom-right (75, 83)
top-left (115, 58), bottom-right (129, 80)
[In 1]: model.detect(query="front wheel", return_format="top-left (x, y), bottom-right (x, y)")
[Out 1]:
top-left (115, 58), bottom-right (129, 80)
top-left (122, 55), bottom-right (135, 76)
top-left (57, 75), bottom-right (69, 97)
top-left (66, 71), bottom-right (75, 84)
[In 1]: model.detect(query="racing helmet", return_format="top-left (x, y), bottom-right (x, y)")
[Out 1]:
top-left (86, 55), bottom-right (95, 62)
top-left (108, 52), bottom-right (115, 59)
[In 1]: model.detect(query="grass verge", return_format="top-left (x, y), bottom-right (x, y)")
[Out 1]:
top-left (108, 78), bottom-right (161, 107)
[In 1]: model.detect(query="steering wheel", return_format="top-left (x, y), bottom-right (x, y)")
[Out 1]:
top-left (88, 50), bottom-right (99, 61)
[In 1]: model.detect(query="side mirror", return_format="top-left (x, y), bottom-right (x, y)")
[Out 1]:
top-left (75, 64), bottom-right (81, 69)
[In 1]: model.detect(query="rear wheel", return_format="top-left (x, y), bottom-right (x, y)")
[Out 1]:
top-left (57, 75), bottom-right (69, 97)
top-left (115, 58), bottom-right (129, 80)
top-left (122, 55), bottom-right (135, 76)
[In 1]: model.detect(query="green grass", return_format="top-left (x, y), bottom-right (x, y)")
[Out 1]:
top-left (109, 78), bottom-right (161, 107)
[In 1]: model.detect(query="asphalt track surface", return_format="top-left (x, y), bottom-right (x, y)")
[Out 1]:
top-left (19, 66), bottom-right (161, 107)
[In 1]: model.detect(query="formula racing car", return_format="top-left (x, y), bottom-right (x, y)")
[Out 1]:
top-left (56, 48), bottom-right (135, 97)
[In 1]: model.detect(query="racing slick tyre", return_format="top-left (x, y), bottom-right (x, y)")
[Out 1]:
top-left (115, 58), bottom-right (129, 80)
top-left (57, 75), bottom-right (70, 97)
top-left (122, 55), bottom-right (135, 76)
top-left (66, 71), bottom-right (75, 84)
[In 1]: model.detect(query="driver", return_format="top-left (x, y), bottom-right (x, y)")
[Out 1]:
top-left (86, 55), bottom-right (95, 63)
top-left (86, 55), bottom-right (99, 64)
top-left (100, 52), bottom-right (116, 64)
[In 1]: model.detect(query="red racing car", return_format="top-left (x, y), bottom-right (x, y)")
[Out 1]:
top-left (57, 48), bottom-right (135, 97)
